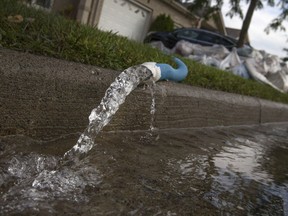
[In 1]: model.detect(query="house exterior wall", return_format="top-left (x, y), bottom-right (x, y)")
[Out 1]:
top-left (52, 0), bottom-right (224, 40)
top-left (135, 0), bottom-right (197, 30)
top-left (52, 0), bottom-right (79, 19)
top-left (201, 18), bottom-right (224, 34)
top-left (75, 0), bottom-right (199, 30)
top-left (51, 0), bottom-right (92, 23)
top-left (226, 27), bottom-right (250, 44)
top-left (201, 11), bottom-right (226, 35)
top-left (75, 0), bottom-right (93, 24)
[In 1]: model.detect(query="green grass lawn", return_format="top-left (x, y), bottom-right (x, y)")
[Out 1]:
top-left (1, 0), bottom-right (288, 104)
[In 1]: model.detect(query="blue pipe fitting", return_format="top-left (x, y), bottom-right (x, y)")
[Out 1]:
top-left (142, 57), bottom-right (188, 82)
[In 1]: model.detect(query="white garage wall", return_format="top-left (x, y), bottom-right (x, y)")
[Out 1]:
top-left (98, 0), bottom-right (151, 41)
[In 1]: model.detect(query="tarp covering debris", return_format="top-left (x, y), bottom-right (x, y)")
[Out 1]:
top-left (148, 40), bottom-right (288, 93)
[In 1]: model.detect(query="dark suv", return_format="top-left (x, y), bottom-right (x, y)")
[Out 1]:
top-left (144, 28), bottom-right (238, 50)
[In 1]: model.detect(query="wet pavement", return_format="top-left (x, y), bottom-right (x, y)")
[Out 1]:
top-left (0, 123), bottom-right (288, 215)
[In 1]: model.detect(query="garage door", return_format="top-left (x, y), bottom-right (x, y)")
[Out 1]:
top-left (97, 0), bottom-right (151, 41)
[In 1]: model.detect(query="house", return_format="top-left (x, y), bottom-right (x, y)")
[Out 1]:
top-left (226, 27), bottom-right (250, 44)
top-left (29, 0), bottom-right (227, 42)
top-left (179, 1), bottom-right (227, 35)
top-left (178, 1), bottom-right (251, 43)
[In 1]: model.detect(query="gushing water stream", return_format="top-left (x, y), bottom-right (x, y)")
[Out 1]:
top-left (148, 81), bottom-right (157, 132)
top-left (64, 65), bottom-right (152, 160)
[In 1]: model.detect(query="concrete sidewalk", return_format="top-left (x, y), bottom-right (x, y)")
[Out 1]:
top-left (1, 48), bottom-right (288, 139)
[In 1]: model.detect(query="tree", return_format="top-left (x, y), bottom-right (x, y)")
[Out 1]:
top-left (186, 0), bottom-right (288, 48)
top-left (237, 0), bottom-right (258, 47)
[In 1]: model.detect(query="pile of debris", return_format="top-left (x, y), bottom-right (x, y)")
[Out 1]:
top-left (149, 40), bottom-right (288, 93)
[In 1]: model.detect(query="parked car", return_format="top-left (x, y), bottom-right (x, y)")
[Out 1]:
top-left (144, 28), bottom-right (240, 50)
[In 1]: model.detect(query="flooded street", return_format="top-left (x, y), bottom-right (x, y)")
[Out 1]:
top-left (0, 123), bottom-right (288, 215)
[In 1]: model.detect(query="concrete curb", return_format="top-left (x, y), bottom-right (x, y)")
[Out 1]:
top-left (1, 48), bottom-right (288, 140)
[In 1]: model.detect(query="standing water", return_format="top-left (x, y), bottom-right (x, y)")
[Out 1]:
top-left (1, 66), bottom-right (288, 215)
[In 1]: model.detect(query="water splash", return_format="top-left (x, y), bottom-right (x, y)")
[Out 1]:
top-left (64, 65), bottom-right (152, 160)
top-left (0, 152), bottom-right (102, 214)
top-left (148, 81), bottom-right (157, 132)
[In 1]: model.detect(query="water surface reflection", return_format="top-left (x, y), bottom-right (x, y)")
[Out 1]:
top-left (0, 123), bottom-right (288, 215)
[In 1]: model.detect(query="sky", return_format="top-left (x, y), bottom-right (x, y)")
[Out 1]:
top-left (180, 0), bottom-right (288, 57)
top-left (221, 0), bottom-right (288, 57)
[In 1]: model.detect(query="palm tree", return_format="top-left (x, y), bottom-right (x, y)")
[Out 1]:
top-left (186, 0), bottom-right (287, 48)
top-left (237, 0), bottom-right (258, 47)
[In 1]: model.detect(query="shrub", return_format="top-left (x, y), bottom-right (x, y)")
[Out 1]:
top-left (149, 14), bottom-right (174, 32)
